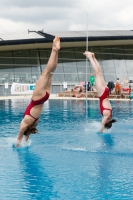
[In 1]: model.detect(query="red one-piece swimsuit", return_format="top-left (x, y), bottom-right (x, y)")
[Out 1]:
top-left (99, 87), bottom-right (112, 118)
top-left (23, 92), bottom-right (49, 124)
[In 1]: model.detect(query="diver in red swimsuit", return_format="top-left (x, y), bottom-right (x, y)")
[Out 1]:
top-left (83, 51), bottom-right (116, 133)
top-left (15, 36), bottom-right (60, 147)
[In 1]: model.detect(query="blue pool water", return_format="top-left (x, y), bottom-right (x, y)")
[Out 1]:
top-left (0, 99), bottom-right (133, 200)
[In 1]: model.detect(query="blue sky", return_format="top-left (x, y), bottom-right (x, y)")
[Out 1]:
top-left (0, 0), bottom-right (133, 33)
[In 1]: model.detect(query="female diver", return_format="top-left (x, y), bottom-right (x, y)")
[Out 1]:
top-left (83, 51), bottom-right (116, 133)
top-left (15, 36), bottom-right (60, 146)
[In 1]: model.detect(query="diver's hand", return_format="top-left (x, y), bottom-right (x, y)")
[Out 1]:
top-left (99, 129), bottom-right (103, 133)
top-left (15, 139), bottom-right (21, 148)
top-left (100, 125), bottom-right (104, 133)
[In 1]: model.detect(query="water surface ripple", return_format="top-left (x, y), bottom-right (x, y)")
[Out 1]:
top-left (0, 99), bottom-right (133, 199)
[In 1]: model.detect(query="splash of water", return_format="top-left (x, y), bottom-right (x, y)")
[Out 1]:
top-left (6, 137), bottom-right (32, 148)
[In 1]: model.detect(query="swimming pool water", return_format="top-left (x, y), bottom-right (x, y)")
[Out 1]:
top-left (0, 99), bottom-right (133, 200)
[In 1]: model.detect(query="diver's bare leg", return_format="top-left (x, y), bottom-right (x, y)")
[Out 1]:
top-left (92, 54), bottom-right (106, 87)
top-left (32, 37), bottom-right (60, 98)
top-left (84, 52), bottom-right (100, 74)
top-left (83, 51), bottom-right (105, 96)
top-left (44, 36), bottom-right (60, 73)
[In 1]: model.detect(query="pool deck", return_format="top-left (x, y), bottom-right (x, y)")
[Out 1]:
top-left (0, 94), bottom-right (131, 101)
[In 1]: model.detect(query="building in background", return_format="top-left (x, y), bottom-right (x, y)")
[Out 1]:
top-left (0, 30), bottom-right (133, 95)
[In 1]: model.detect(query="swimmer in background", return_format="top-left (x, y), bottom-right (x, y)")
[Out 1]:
top-left (83, 51), bottom-right (116, 133)
top-left (15, 36), bottom-right (60, 147)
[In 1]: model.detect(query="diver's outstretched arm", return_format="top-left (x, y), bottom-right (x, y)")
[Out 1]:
top-left (100, 116), bottom-right (108, 133)
top-left (15, 121), bottom-right (29, 147)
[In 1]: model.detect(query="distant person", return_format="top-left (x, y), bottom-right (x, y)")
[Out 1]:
top-left (124, 77), bottom-right (129, 88)
top-left (89, 73), bottom-right (95, 91)
top-left (15, 36), bottom-right (60, 147)
top-left (72, 85), bottom-right (84, 98)
top-left (116, 78), bottom-right (121, 84)
top-left (65, 88), bottom-right (72, 92)
top-left (115, 78), bottom-right (121, 95)
top-left (91, 86), bottom-right (97, 92)
top-left (83, 51), bottom-right (116, 133)
top-left (107, 81), bottom-right (115, 94)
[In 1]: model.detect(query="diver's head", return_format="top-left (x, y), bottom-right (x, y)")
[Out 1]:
top-left (24, 125), bottom-right (38, 136)
top-left (104, 119), bottom-right (117, 129)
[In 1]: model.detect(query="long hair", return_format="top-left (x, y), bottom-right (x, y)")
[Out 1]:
top-left (24, 125), bottom-right (38, 136)
top-left (104, 119), bottom-right (117, 129)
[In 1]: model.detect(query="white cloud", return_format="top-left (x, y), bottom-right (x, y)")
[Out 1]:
top-left (0, 0), bottom-right (133, 33)
top-left (69, 24), bottom-right (85, 31)
top-left (0, 18), bottom-right (36, 33)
